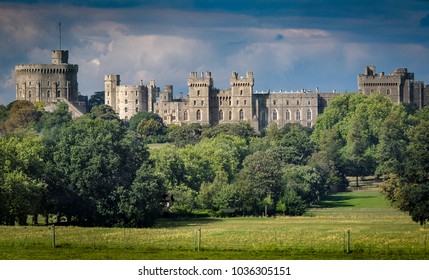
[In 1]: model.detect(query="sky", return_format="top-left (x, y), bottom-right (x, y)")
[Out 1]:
top-left (1, 0), bottom-right (429, 104)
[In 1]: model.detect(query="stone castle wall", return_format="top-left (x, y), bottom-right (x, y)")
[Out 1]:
top-left (15, 50), bottom-right (79, 104)
top-left (108, 71), bottom-right (339, 131)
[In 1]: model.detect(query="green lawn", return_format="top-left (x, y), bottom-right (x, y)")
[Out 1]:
top-left (0, 189), bottom-right (427, 260)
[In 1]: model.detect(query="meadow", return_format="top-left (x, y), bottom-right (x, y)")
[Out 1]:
top-left (0, 188), bottom-right (427, 260)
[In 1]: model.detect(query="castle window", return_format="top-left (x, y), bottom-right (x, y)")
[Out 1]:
top-left (297, 100), bottom-right (300, 105)
top-left (57, 90), bottom-right (61, 98)
top-left (240, 90), bottom-right (243, 95)
top-left (47, 90), bottom-right (50, 98)
top-left (125, 91), bottom-right (127, 96)
top-left (219, 110), bottom-right (224, 120)
top-left (125, 99), bottom-right (128, 104)
top-left (236, 100), bottom-right (239, 105)
top-left (239, 109), bottom-right (244, 121)
top-left (307, 109), bottom-right (312, 120)
top-left (184, 110), bottom-right (188, 121)
top-left (286, 109), bottom-right (291, 121)
top-left (197, 90), bottom-right (200, 96)
top-left (136, 108), bottom-right (139, 112)
top-left (273, 109), bottom-right (278, 121)
top-left (125, 116), bottom-right (128, 121)
top-left (28, 90), bottom-right (31, 98)
top-left (244, 100), bottom-right (247, 105)
top-left (48, 81), bottom-right (50, 86)
top-left (107, 92), bottom-right (110, 97)
top-left (220, 100), bottom-right (223, 106)
top-left (125, 107), bottom-right (128, 113)
top-left (229, 100), bottom-right (232, 106)
top-left (387, 89), bottom-right (391, 95)
top-left (286, 100), bottom-right (289, 105)
top-left (201, 100), bottom-right (204, 106)
top-left (194, 100), bottom-right (197, 106)
top-left (308, 100), bottom-right (311, 105)
top-left (196, 110), bottom-right (201, 121)
top-left (273, 100), bottom-right (276, 106)
top-left (229, 111), bottom-right (232, 120)
top-left (136, 99), bottom-right (139, 104)
top-left (296, 110), bottom-right (301, 121)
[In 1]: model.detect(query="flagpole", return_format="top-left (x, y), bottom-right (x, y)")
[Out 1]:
top-left (59, 22), bottom-right (62, 50)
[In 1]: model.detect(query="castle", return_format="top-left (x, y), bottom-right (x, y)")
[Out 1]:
top-left (358, 66), bottom-right (429, 108)
top-left (105, 71), bottom-right (340, 131)
top-left (15, 49), bottom-right (429, 129)
top-left (15, 50), bottom-right (86, 117)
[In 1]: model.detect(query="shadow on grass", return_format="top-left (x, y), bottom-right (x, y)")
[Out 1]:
top-left (155, 217), bottom-right (223, 228)
top-left (317, 194), bottom-right (354, 208)
top-left (316, 193), bottom-right (379, 208)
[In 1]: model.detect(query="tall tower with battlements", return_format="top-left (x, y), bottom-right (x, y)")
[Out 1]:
top-left (187, 71), bottom-right (213, 124)
top-left (15, 50), bottom-right (79, 104)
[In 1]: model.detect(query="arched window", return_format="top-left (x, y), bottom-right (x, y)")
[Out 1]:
top-left (307, 109), bottom-right (312, 120)
top-left (387, 89), bottom-right (391, 95)
top-left (273, 109), bottom-right (278, 121)
top-left (296, 110), bottom-right (301, 121)
top-left (196, 110), bottom-right (201, 121)
top-left (125, 107), bottom-right (128, 113)
top-left (219, 110), bottom-right (224, 120)
top-left (135, 99), bottom-right (139, 104)
top-left (239, 109), bottom-right (244, 120)
top-left (125, 99), bottom-right (128, 105)
top-left (286, 109), bottom-right (291, 121)
top-left (229, 111), bottom-right (232, 120)
top-left (184, 110), bottom-right (188, 121)
top-left (47, 90), bottom-right (51, 98)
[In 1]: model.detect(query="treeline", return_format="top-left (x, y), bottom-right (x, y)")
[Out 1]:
top-left (1, 93), bottom-right (429, 226)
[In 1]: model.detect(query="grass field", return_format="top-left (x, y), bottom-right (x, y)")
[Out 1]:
top-left (0, 188), bottom-right (428, 260)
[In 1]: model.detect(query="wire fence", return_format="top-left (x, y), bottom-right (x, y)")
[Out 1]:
top-left (0, 225), bottom-right (428, 258)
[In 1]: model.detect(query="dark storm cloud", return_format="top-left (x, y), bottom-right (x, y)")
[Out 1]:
top-left (1, 0), bottom-right (429, 104)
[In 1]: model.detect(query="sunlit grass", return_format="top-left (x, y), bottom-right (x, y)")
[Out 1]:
top-left (0, 189), bottom-right (428, 260)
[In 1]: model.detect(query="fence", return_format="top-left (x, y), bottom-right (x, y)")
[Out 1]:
top-left (0, 225), bottom-right (428, 259)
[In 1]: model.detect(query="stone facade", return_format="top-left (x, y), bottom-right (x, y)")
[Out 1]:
top-left (358, 66), bottom-right (428, 109)
top-left (107, 71), bottom-right (339, 131)
top-left (15, 50), bottom-right (86, 116)
top-left (105, 75), bottom-right (158, 120)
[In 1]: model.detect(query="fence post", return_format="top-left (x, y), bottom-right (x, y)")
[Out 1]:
top-left (197, 227), bottom-right (201, 251)
top-left (51, 225), bottom-right (56, 248)
top-left (344, 230), bottom-right (351, 253)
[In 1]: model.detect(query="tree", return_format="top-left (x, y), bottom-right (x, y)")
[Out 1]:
top-left (343, 115), bottom-right (375, 187)
top-left (381, 119), bottom-right (429, 225)
top-left (282, 164), bottom-right (324, 205)
top-left (49, 114), bottom-right (149, 226)
top-left (381, 175), bottom-right (429, 225)
top-left (0, 132), bottom-right (46, 225)
top-left (265, 123), bottom-right (316, 165)
top-left (0, 100), bottom-right (41, 134)
top-left (168, 123), bottom-right (203, 147)
top-left (137, 118), bottom-right (167, 143)
top-left (150, 144), bottom-right (187, 189)
top-left (236, 150), bottom-right (284, 214)
top-left (116, 162), bottom-right (165, 227)
top-left (87, 91), bottom-right (105, 112)
top-left (375, 105), bottom-right (408, 177)
top-left (404, 120), bottom-right (429, 183)
top-left (129, 112), bottom-right (164, 132)
top-left (201, 122), bottom-right (256, 142)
